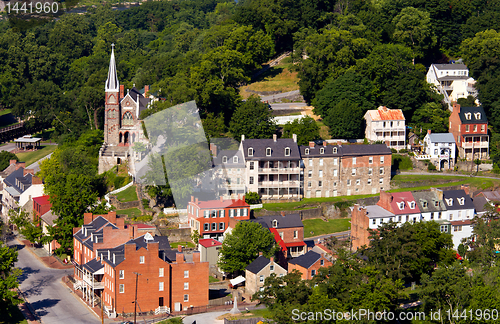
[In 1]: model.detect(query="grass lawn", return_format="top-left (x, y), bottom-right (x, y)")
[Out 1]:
top-left (263, 194), bottom-right (378, 211)
top-left (0, 108), bottom-right (11, 116)
top-left (303, 218), bottom-right (351, 237)
top-left (240, 59), bottom-right (299, 97)
top-left (115, 208), bottom-right (142, 218)
top-left (392, 174), bottom-right (500, 191)
top-left (115, 185), bottom-right (138, 202)
top-left (315, 119), bottom-right (331, 140)
top-left (209, 276), bottom-right (220, 283)
top-left (16, 145), bottom-right (57, 166)
top-left (170, 241), bottom-right (196, 248)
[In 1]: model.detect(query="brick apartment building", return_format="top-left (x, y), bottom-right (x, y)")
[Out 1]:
top-left (187, 195), bottom-right (250, 240)
top-left (73, 211), bottom-right (209, 317)
top-left (449, 103), bottom-right (489, 160)
top-left (288, 250), bottom-right (332, 280)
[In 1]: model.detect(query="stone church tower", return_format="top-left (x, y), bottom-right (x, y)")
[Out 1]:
top-left (104, 44), bottom-right (121, 145)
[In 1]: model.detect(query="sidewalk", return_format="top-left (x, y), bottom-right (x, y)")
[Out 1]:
top-left (18, 238), bottom-right (73, 270)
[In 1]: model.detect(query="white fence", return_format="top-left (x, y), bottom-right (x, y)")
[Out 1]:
top-left (415, 154), bottom-right (431, 160)
top-left (104, 182), bottom-right (134, 208)
top-left (250, 204), bottom-right (263, 209)
top-left (272, 115), bottom-right (304, 125)
top-left (163, 207), bottom-right (187, 215)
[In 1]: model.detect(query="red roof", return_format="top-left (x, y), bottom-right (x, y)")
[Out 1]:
top-left (390, 192), bottom-right (420, 215)
top-left (284, 241), bottom-right (306, 248)
top-left (133, 223), bottom-right (156, 229)
top-left (368, 106), bottom-right (405, 121)
top-left (270, 228), bottom-right (287, 252)
top-left (191, 198), bottom-right (249, 209)
top-left (33, 195), bottom-right (50, 206)
top-left (199, 238), bottom-right (222, 248)
top-left (450, 220), bottom-right (472, 226)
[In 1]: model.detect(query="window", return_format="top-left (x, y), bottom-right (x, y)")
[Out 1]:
top-left (356, 179), bottom-right (360, 186)
top-left (184, 270), bottom-right (189, 278)
top-left (285, 147), bottom-right (290, 156)
top-left (446, 198), bottom-right (453, 206)
top-left (347, 179), bottom-right (351, 186)
top-left (383, 122), bottom-right (386, 128)
top-left (305, 148), bottom-right (309, 155)
top-left (232, 156), bottom-right (238, 163)
top-left (184, 294), bottom-right (189, 302)
top-left (219, 222), bottom-right (225, 230)
top-left (380, 156), bottom-right (385, 163)
top-left (270, 265), bottom-right (274, 271)
top-left (229, 209), bottom-right (233, 217)
top-left (249, 176), bottom-right (254, 185)
top-left (434, 149), bottom-right (438, 155)
top-left (458, 197), bottom-right (465, 205)
top-left (311, 270), bottom-right (316, 276)
top-left (119, 270), bottom-right (124, 279)
top-left (434, 201), bottom-right (439, 207)
top-left (409, 202), bottom-right (415, 209)
top-left (475, 112), bottom-right (481, 120)
top-left (220, 210), bottom-right (225, 217)
top-left (353, 157), bottom-right (357, 165)
top-left (319, 158), bottom-right (323, 166)
top-left (159, 268), bottom-right (164, 277)
top-left (320, 148), bottom-right (324, 154)
top-left (260, 275), bottom-right (264, 283)
top-left (266, 148), bottom-right (272, 156)
top-left (440, 225), bottom-right (448, 233)
top-left (250, 162), bottom-right (254, 170)
top-left (333, 147), bottom-right (338, 154)
top-left (272, 220), bottom-right (278, 228)
top-left (308, 170), bottom-right (312, 178)
top-left (379, 167), bottom-right (384, 175)
top-left (222, 156), bottom-right (227, 163)
top-left (481, 125), bottom-right (486, 132)
top-left (367, 178), bottom-right (372, 185)
top-left (320, 260), bottom-right (324, 266)
top-left (204, 210), bottom-right (209, 218)
top-left (122, 112), bottom-right (134, 126)
top-left (308, 159), bottom-right (313, 167)
top-left (184, 282), bottom-right (189, 290)
top-left (372, 219), bottom-right (376, 225)
top-left (379, 178), bottom-right (383, 184)
top-left (318, 181), bottom-right (322, 187)
top-left (211, 210), bottom-right (217, 218)
top-left (368, 168), bottom-right (372, 175)
top-left (159, 282), bottom-right (164, 291)
top-left (465, 125), bottom-right (470, 132)
top-left (211, 223), bottom-right (217, 231)
top-left (294, 230), bottom-right (298, 239)
top-left (369, 157), bottom-right (373, 164)
top-left (248, 148), bottom-right (253, 156)
top-left (333, 169), bottom-right (338, 177)
top-left (333, 158), bottom-right (338, 165)
top-left (308, 181), bottom-right (312, 187)
top-left (319, 170), bottom-right (323, 177)
top-left (119, 284), bottom-right (124, 293)
top-left (422, 201), bottom-right (428, 208)
top-left (204, 223), bottom-right (209, 231)
top-left (474, 125), bottom-right (477, 132)
top-left (140, 256), bottom-right (145, 264)
top-left (352, 168), bottom-right (356, 176)
top-left (465, 113), bottom-right (471, 120)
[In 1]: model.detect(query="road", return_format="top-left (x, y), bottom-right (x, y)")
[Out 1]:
top-left (260, 90), bottom-right (300, 102)
top-left (8, 238), bottom-right (100, 324)
top-left (270, 102), bottom-right (307, 110)
top-left (27, 152), bottom-right (53, 173)
top-left (0, 142), bottom-right (16, 152)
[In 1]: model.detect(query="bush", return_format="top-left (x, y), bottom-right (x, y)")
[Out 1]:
top-left (392, 154), bottom-right (413, 171)
top-left (245, 191), bottom-right (261, 204)
top-left (142, 198), bottom-right (149, 209)
top-left (428, 163), bottom-right (437, 171)
top-left (399, 149), bottom-right (408, 153)
top-left (390, 148), bottom-right (398, 153)
top-left (408, 152), bottom-right (415, 156)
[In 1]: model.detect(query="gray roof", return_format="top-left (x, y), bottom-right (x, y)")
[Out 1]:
top-left (412, 191), bottom-right (446, 213)
top-left (242, 138), bottom-right (300, 161)
top-left (477, 190), bottom-right (500, 201)
top-left (363, 205), bottom-right (395, 218)
top-left (245, 255), bottom-right (270, 274)
top-left (299, 144), bottom-right (341, 158)
top-left (288, 251), bottom-right (321, 269)
top-left (473, 196), bottom-right (489, 213)
top-left (428, 133), bottom-right (456, 143)
top-left (459, 106), bottom-right (488, 124)
top-left (340, 144), bottom-right (391, 156)
top-left (4, 168), bottom-right (33, 195)
top-left (4, 186), bottom-right (20, 197)
top-left (83, 258), bottom-right (104, 273)
top-left (41, 210), bottom-right (58, 226)
top-left (213, 150), bottom-right (245, 167)
top-left (437, 76), bottom-right (469, 81)
top-left (249, 214), bottom-right (303, 229)
top-left (433, 64), bottom-right (468, 70)
top-left (74, 216), bottom-right (117, 243)
top-left (442, 190), bottom-right (475, 211)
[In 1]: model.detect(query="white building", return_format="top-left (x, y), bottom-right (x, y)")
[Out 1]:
top-left (423, 131), bottom-right (456, 170)
top-left (364, 106), bottom-right (406, 150)
top-left (426, 63), bottom-right (478, 110)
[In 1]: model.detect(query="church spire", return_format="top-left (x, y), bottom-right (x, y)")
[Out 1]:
top-left (105, 43), bottom-right (119, 92)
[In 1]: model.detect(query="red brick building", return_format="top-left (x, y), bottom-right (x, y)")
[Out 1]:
top-left (73, 211), bottom-right (209, 317)
top-left (33, 195), bottom-right (51, 223)
top-left (188, 196), bottom-right (250, 240)
top-left (288, 251), bottom-right (332, 280)
top-left (449, 103), bottom-right (489, 160)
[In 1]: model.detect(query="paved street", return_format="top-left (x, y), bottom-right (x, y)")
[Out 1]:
top-left (270, 102), bottom-right (307, 109)
top-left (0, 142), bottom-right (16, 152)
top-left (27, 152), bottom-right (53, 173)
top-left (260, 90), bottom-right (300, 102)
top-left (8, 238), bottom-right (100, 324)
top-left (182, 311), bottom-right (227, 324)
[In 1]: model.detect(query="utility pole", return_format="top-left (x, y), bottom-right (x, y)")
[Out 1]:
top-left (101, 295), bottom-right (104, 324)
top-left (133, 272), bottom-right (141, 324)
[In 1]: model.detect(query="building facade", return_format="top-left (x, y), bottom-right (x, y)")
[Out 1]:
top-left (449, 104), bottom-right (489, 160)
top-left (245, 254), bottom-right (287, 295)
top-left (423, 131), bottom-right (456, 170)
top-left (364, 106), bottom-right (406, 150)
top-left (287, 251), bottom-right (332, 280)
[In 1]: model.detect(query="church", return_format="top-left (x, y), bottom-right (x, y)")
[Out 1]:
top-left (98, 45), bottom-right (151, 174)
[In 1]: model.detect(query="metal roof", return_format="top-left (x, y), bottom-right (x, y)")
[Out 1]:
top-left (428, 133), bottom-right (456, 143)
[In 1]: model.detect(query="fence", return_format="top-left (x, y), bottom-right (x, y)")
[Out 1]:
top-left (164, 207), bottom-right (187, 214)
top-left (249, 204), bottom-right (263, 209)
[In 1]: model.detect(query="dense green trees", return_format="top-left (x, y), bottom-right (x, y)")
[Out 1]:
top-left (282, 116), bottom-right (320, 145)
top-left (229, 96), bottom-right (276, 140)
top-left (0, 241), bottom-right (22, 317)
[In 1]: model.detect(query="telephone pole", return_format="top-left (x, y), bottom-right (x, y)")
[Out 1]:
top-left (133, 272), bottom-right (141, 324)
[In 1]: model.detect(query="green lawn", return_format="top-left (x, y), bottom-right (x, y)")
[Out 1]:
top-left (170, 241), bottom-right (196, 249)
top-left (303, 218), bottom-right (351, 238)
top-left (0, 108), bottom-right (11, 116)
top-left (263, 194), bottom-right (378, 211)
top-left (16, 145), bottom-right (57, 166)
top-left (209, 276), bottom-right (220, 283)
top-left (115, 208), bottom-right (142, 218)
top-left (115, 185), bottom-right (138, 202)
top-left (392, 174), bottom-right (500, 191)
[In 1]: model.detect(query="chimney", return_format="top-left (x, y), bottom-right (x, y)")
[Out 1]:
top-left (116, 217), bottom-right (125, 229)
top-left (292, 134), bottom-right (297, 143)
top-left (220, 195), bottom-right (224, 202)
top-left (178, 245), bottom-right (182, 253)
top-left (377, 191), bottom-right (393, 212)
top-left (144, 85), bottom-right (149, 97)
top-left (193, 251), bottom-right (200, 263)
top-left (270, 256), bottom-right (274, 263)
top-left (209, 143), bottom-right (218, 158)
top-left (84, 213), bottom-right (93, 225)
top-left (129, 225), bottom-right (135, 239)
top-left (461, 184), bottom-right (471, 196)
top-left (195, 197), bottom-right (199, 204)
top-left (119, 85), bottom-right (124, 99)
top-left (73, 227), bottom-right (81, 235)
top-left (431, 187), bottom-right (444, 200)
top-left (273, 134), bottom-right (277, 142)
top-left (258, 252), bottom-right (263, 256)
top-left (191, 196), bottom-right (194, 202)
top-left (31, 176), bottom-right (43, 185)
top-left (309, 141), bottom-right (315, 148)
top-left (280, 211), bottom-right (285, 217)
top-left (427, 129), bottom-right (431, 135)
top-left (176, 252), bottom-right (184, 263)
top-left (9, 159), bottom-right (16, 165)
top-left (15, 162), bottom-right (25, 170)
top-left (241, 134), bottom-right (245, 142)
top-left (453, 103), bottom-right (461, 113)
top-left (107, 211), bottom-right (117, 224)
top-left (242, 195), bottom-right (245, 202)
top-left (323, 141), bottom-right (327, 146)
top-left (337, 141), bottom-right (342, 146)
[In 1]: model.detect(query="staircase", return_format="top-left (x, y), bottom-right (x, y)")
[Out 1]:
top-left (155, 306), bottom-right (170, 315)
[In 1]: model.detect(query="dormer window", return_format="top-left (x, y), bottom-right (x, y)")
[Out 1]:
top-left (248, 148), bottom-right (253, 156)
top-left (333, 147), bottom-right (337, 154)
top-left (222, 156), bottom-right (227, 163)
top-left (233, 156), bottom-right (238, 163)
top-left (305, 148), bottom-right (309, 155)
top-left (398, 202), bottom-right (405, 210)
top-left (458, 197), bottom-right (465, 205)
top-left (285, 147), bottom-right (290, 156)
top-left (422, 200), bottom-right (428, 208)
top-left (474, 112), bottom-right (481, 120)
top-left (446, 198), bottom-right (453, 206)
top-left (266, 148), bottom-right (272, 156)
top-left (434, 201), bottom-right (439, 207)
top-left (320, 148), bottom-right (324, 154)
top-left (409, 201), bottom-right (415, 209)
top-left (465, 113), bottom-right (471, 120)
top-left (272, 220), bottom-right (278, 228)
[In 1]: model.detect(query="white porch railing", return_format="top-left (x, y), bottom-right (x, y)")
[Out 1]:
top-left (155, 306), bottom-right (170, 315)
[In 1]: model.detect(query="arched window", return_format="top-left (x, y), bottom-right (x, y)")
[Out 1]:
top-left (123, 112), bottom-right (134, 126)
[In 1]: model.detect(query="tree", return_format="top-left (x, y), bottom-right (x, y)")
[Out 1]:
top-left (323, 99), bottom-right (364, 139)
top-left (229, 96), bottom-right (276, 140)
top-left (0, 151), bottom-right (17, 174)
top-left (245, 192), bottom-right (261, 204)
top-left (282, 116), bottom-right (320, 145)
top-left (191, 229), bottom-right (201, 245)
top-left (0, 241), bottom-right (22, 316)
top-left (392, 7), bottom-right (434, 61)
top-left (218, 221), bottom-right (278, 273)
top-left (411, 102), bottom-right (450, 137)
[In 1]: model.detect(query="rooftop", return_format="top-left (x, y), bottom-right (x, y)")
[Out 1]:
top-left (245, 255), bottom-right (271, 274)
top-left (288, 250), bottom-right (321, 269)
top-left (198, 238), bottom-right (222, 248)
top-left (366, 106), bottom-right (405, 121)
top-left (432, 63), bottom-right (468, 71)
top-left (427, 133), bottom-right (456, 143)
top-left (248, 214), bottom-right (303, 229)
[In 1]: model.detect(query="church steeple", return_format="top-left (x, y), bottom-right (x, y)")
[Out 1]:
top-left (105, 44), bottom-right (119, 92)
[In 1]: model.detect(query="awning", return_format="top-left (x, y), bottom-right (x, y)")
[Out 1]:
top-left (230, 276), bottom-right (245, 286)
top-left (284, 241), bottom-right (306, 248)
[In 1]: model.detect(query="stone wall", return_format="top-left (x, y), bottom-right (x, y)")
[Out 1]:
top-left (159, 228), bottom-right (192, 242)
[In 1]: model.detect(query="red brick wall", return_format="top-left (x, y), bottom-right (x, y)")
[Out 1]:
top-left (170, 252), bottom-right (209, 310)
top-left (188, 205), bottom-right (250, 236)
top-left (461, 123), bottom-right (488, 135)
top-left (351, 205), bottom-right (370, 251)
top-left (33, 200), bottom-right (51, 222)
top-left (275, 227), bottom-right (303, 243)
top-left (288, 255), bottom-right (332, 280)
top-left (376, 191), bottom-right (393, 212)
top-left (449, 104), bottom-right (462, 146)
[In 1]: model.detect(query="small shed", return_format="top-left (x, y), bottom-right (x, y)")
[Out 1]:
top-left (14, 135), bottom-right (42, 151)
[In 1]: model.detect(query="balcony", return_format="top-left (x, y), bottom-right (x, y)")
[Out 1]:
top-left (82, 275), bottom-right (104, 289)
top-left (258, 180), bottom-right (300, 187)
top-left (258, 167), bottom-right (300, 173)
top-left (461, 141), bottom-right (489, 148)
top-left (372, 127), bottom-right (405, 133)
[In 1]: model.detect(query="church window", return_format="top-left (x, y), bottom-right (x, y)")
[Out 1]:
top-left (123, 112), bottom-right (134, 126)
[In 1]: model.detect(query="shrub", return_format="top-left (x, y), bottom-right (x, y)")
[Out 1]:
top-left (142, 198), bottom-right (149, 209)
top-left (390, 148), bottom-right (398, 153)
top-left (399, 149), bottom-right (408, 153)
top-left (428, 163), bottom-right (437, 171)
top-left (392, 154), bottom-right (413, 171)
top-left (245, 192), bottom-right (261, 204)
top-left (408, 152), bottom-right (415, 156)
